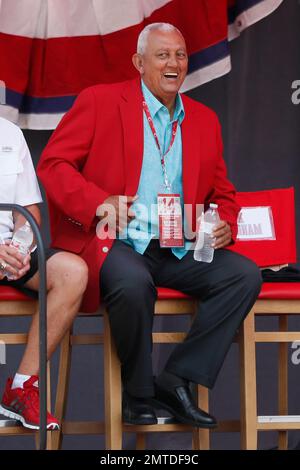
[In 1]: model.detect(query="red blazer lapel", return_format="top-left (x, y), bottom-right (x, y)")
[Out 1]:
top-left (119, 78), bottom-right (144, 195)
top-left (181, 95), bottom-right (201, 206)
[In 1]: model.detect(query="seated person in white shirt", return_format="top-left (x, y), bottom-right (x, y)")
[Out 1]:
top-left (0, 117), bottom-right (88, 430)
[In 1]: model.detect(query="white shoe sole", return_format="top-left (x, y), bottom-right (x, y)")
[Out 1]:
top-left (0, 405), bottom-right (59, 430)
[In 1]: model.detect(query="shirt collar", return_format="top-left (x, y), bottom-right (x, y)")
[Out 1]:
top-left (141, 80), bottom-right (185, 124)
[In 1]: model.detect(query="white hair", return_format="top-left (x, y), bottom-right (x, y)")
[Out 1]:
top-left (137, 23), bottom-right (183, 55)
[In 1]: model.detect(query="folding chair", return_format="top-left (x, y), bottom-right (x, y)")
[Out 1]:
top-left (51, 308), bottom-right (105, 450)
top-left (0, 286), bottom-right (53, 449)
top-left (230, 187), bottom-right (300, 449)
top-left (0, 204), bottom-right (48, 449)
top-left (103, 287), bottom-right (211, 450)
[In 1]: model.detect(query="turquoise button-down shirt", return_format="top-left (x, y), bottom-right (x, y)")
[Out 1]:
top-left (120, 80), bottom-right (189, 259)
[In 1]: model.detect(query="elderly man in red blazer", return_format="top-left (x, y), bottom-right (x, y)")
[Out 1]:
top-left (38, 23), bottom-right (262, 428)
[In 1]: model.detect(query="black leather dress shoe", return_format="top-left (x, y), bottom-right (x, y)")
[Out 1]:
top-left (122, 391), bottom-right (158, 425)
top-left (151, 382), bottom-right (217, 428)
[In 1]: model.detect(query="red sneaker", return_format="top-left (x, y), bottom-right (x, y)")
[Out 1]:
top-left (0, 376), bottom-right (59, 430)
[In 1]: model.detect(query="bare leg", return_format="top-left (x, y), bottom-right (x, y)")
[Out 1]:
top-left (17, 252), bottom-right (88, 375)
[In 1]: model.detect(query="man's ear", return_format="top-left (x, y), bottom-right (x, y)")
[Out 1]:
top-left (132, 53), bottom-right (144, 74)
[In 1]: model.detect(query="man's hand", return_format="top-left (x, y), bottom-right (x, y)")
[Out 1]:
top-left (212, 221), bottom-right (232, 249)
top-left (0, 243), bottom-right (31, 281)
top-left (97, 195), bottom-right (138, 233)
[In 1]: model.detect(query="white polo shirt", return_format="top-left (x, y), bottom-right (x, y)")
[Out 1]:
top-left (0, 117), bottom-right (42, 240)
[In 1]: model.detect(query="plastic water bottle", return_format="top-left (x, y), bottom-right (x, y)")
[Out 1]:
top-left (193, 203), bottom-right (220, 263)
top-left (5, 221), bottom-right (33, 279)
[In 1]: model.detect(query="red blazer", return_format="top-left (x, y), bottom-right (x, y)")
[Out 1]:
top-left (38, 78), bottom-right (239, 312)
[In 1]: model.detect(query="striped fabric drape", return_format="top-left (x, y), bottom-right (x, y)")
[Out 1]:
top-left (0, 0), bottom-right (283, 129)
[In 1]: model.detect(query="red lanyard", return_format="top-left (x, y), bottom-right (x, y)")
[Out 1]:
top-left (142, 98), bottom-right (178, 190)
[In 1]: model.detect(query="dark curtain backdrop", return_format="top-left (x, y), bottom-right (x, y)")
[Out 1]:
top-left (1, 0), bottom-right (299, 449)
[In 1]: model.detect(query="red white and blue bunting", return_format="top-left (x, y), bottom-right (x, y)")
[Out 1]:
top-left (0, 0), bottom-right (283, 129)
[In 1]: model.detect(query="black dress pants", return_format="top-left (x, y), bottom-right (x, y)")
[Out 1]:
top-left (100, 239), bottom-right (262, 397)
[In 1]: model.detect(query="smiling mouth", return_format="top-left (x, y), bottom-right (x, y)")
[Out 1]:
top-left (163, 72), bottom-right (179, 79)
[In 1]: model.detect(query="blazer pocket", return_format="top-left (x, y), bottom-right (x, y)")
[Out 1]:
top-left (51, 215), bottom-right (91, 254)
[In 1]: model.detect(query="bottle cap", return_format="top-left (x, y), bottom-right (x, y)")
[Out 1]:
top-left (209, 203), bottom-right (218, 209)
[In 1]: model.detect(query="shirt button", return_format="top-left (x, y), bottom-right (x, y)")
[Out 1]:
top-left (102, 246), bottom-right (109, 253)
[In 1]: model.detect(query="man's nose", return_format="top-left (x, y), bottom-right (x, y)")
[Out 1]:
top-left (167, 54), bottom-right (178, 67)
